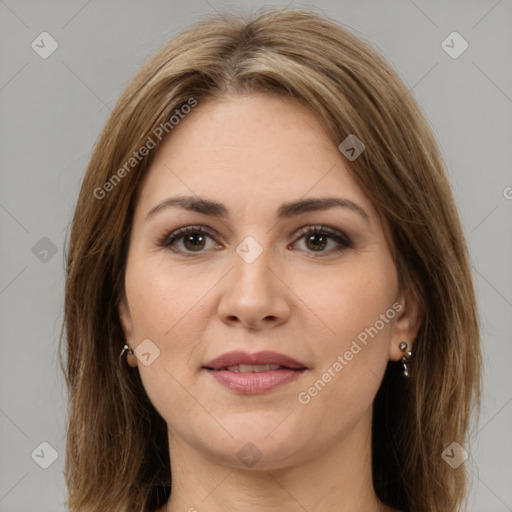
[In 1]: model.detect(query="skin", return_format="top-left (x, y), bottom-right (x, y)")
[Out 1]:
top-left (118, 93), bottom-right (421, 512)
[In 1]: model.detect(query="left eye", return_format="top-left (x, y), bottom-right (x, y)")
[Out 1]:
top-left (158, 225), bottom-right (353, 256)
top-left (293, 226), bottom-right (353, 254)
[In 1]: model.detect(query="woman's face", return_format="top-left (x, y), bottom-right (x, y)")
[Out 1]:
top-left (119, 93), bottom-right (419, 469)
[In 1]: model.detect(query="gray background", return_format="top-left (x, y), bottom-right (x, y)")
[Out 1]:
top-left (1, 1), bottom-right (511, 511)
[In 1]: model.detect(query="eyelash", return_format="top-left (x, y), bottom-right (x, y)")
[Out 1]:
top-left (157, 225), bottom-right (353, 257)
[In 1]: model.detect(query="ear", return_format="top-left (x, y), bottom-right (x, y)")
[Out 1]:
top-left (388, 284), bottom-right (422, 361)
top-left (118, 293), bottom-right (137, 368)
top-left (118, 293), bottom-right (133, 337)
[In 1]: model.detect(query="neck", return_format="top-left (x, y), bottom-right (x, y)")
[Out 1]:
top-left (159, 407), bottom-right (396, 512)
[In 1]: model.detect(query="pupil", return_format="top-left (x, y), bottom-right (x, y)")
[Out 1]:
top-left (307, 234), bottom-right (327, 251)
top-left (184, 233), bottom-right (205, 251)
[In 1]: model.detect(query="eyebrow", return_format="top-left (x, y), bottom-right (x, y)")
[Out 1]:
top-left (145, 195), bottom-right (370, 223)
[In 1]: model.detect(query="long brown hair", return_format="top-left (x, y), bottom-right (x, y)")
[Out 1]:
top-left (59, 8), bottom-right (482, 512)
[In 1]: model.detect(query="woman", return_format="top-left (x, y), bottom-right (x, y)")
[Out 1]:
top-left (59, 8), bottom-right (482, 512)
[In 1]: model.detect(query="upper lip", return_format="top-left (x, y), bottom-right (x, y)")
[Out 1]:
top-left (203, 350), bottom-right (307, 370)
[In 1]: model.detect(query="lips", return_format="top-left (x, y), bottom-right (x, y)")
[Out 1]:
top-left (203, 350), bottom-right (307, 371)
top-left (202, 350), bottom-right (307, 394)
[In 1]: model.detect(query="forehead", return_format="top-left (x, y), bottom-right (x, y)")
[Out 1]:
top-left (135, 93), bottom-right (377, 220)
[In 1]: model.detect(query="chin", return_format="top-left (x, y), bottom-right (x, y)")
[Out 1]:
top-left (200, 427), bottom-right (308, 470)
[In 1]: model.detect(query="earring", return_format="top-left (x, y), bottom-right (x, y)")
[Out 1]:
top-left (119, 344), bottom-right (134, 359)
top-left (399, 342), bottom-right (412, 377)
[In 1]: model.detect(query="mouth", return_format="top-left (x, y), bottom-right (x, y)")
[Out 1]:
top-left (202, 350), bottom-right (308, 394)
top-left (206, 363), bottom-right (303, 373)
top-left (202, 350), bottom-right (307, 371)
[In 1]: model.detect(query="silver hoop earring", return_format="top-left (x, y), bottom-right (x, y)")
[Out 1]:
top-left (120, 344), bottom-right (134, 359)
top-left (399, 342), bottom-right (412, 378)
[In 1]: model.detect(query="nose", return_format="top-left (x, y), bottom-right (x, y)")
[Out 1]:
top-left (216, 242), bottom-right (291, 329)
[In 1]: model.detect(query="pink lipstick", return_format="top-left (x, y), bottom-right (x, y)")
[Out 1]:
top-left (202, 350), bottom-right (307, 394)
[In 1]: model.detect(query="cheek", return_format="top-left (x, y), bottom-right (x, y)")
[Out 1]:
top-left (125, 255), bottom-right (209, 341)
top-left (296, 257), bottom-right (398, 345)
top-left (294, 256), bottom-right (397, 413)
top-left (294, 266), bottom-right (396, 431)
top-left (123, 259), bottom-right (209, 419)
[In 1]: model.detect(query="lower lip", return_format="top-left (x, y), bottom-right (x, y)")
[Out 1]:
top-left (204, 368), bottom-right (306, 394)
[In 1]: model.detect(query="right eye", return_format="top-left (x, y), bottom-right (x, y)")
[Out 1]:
top-left (157, 225), bottom-right (222, 256)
